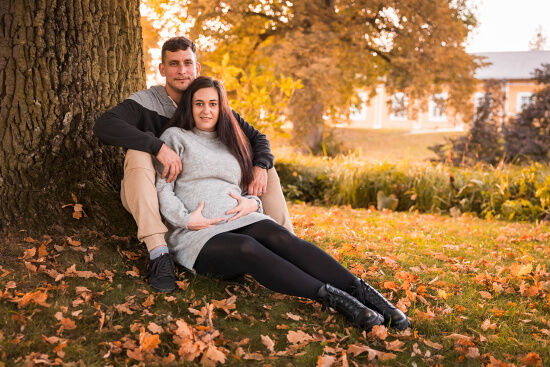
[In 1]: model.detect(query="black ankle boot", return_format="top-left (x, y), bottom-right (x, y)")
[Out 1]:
top-left (317, 284), bottom-right (384, 331)
top-left (350, 278), bottom-right (410, 330)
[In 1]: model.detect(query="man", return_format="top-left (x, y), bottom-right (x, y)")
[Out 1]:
top-left (94, 37), bottom-right (293, 293)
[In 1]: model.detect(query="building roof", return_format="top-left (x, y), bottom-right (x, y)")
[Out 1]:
top-left (472, 50), bottom-right (550, 80)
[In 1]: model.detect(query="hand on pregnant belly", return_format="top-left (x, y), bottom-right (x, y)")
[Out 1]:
top-left (187, 201), bottom-right (226, 230)
top-left (226, 192), bottom-right (259, 222)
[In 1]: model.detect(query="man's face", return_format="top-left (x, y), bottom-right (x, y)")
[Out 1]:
top-left (159, 49), bottom-right (201, 96)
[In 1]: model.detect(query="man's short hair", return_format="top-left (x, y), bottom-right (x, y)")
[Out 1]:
top-left (161, 37), bottom-right (196, 63)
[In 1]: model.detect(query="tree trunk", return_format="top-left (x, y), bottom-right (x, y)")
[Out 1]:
top-left (0, 0), bottom-right (146, 230)
top-left (288, 80), bottom-right (325, 153)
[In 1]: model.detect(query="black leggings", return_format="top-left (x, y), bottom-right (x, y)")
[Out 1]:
top-left (194, 220), bottom-right (357, 300)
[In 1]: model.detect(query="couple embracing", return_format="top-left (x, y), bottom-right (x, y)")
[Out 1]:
top-left (94, 37), bottom-right (409, 332)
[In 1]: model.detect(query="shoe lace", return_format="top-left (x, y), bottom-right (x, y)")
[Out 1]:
top-left (148, 254), bottom-right (176, 279)
top-left (353, 280), bottom-right (392, 310)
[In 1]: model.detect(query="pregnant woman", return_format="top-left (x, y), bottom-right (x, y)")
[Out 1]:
top-left (155, 76), bottom-right (410, 331)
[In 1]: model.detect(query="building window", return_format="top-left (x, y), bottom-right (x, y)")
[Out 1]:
top-left (350, 91), bottom-right (368, 121)
top-left (429, 92), bottom-right (447, 122)
top-left (389, 92), bottom-right (408, 120)
top-left (516, 92), bottom-right (533, 113)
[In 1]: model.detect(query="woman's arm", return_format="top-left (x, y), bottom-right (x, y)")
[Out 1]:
top-left (155, 128), bottom-right (192, 228)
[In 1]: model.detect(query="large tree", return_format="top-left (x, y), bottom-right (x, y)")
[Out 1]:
top-left (145, 0), bottom-right (479, 152)
top-left (0, 0), bottom-right (145, 228)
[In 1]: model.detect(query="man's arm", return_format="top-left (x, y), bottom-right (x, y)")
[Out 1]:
top-left (231, 110), bottom-right (274, 169)
top-left (93, 99), bottom-right (165, 156)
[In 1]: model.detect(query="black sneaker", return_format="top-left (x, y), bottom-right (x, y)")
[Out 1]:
top-left (146, 253), bottom-right (176, 292)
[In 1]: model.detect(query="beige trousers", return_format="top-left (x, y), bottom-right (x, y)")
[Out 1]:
top-left (120, 149), bottom-right (293, 252)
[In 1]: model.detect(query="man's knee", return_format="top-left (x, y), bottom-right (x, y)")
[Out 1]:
top-left (124, 149), bottom-right (155, 172)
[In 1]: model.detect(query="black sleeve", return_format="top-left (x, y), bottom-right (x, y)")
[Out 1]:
top-left (93, 99), bottom-right (165, 156)
top-left (232, 110), bottom-right (275, 169)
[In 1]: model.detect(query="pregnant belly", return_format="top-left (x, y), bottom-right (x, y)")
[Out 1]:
top-left (179, 184), bottom-right (241, 220)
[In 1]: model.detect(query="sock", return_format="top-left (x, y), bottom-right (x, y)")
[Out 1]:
top-left (149, 246), bottom-right (169, 260)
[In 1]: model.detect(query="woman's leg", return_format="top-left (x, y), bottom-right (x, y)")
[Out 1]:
top-left (233, 220), bottom-right (357, 292)
top-left (194, 232), bottom-right (323, 300)
top-left (194, 229), bottom-right (386, 331)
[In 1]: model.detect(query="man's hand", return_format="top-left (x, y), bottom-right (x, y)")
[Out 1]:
top-left (188, 201), bottom-right (225, 230)
top-left (247, 166), bottom-right (268, 196)
top-left (226, 192), bottom-right (259, 222)
top-left (156, 144), bottom-right (182, 183)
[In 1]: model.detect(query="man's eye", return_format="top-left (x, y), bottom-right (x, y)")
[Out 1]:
top-left (210, 103), bottom-right (217, 107)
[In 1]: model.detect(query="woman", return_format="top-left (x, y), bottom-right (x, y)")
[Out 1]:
top-left (156, 76), bottom-right (410, 331)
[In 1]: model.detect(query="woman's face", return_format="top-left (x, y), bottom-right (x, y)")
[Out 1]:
top-left (192, 87), bottom-right (219, 132)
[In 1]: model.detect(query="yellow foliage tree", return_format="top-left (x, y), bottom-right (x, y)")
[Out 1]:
top-left (142, 0), bottom-right (479, 152)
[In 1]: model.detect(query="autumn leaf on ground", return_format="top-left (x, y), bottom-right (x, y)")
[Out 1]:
top-left (368, 325), bottom-right (388, 340)
top-left (481, 319), bottom-right (497, 331)
top-left (479, 291), bottom-right (492, 299)
top-left (139, 327), bottom-right (160, 352)
top-left (317, 354), bottom-right (337, 367)
top-left (211, 296), bottom-right (236, 314)
top-left (261, 335), bottom-right (275, 353)
top-left (16, 290), bottom-right (50, 308)
top-left (384, 339), bottom-right (405, 352)
top-left (61, 317), bottom-right (77, 330)
top-left (347, 344), bottom-right (396, 361)
top-left (66, 237), bottom-right (81, 247)
top-left (510, 263), bottom-right (533, 277)
top-left (147, 322), bottom-right (164, 334)
top-left (423, 339), bottom-right (443, 350)
top-left (200, 345), bottom-right (226, 366)
top-left (520, 352), bottom-right (542, 366)
top-left (285, 312), bottom-right (302, 321)
top-left (287, 330), bottom-right (313, 345)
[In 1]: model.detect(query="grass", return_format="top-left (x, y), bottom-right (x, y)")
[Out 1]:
top-left (270, 127), bottom-right (465, 162)
top-left (0, 203), bottom-right (548, 366)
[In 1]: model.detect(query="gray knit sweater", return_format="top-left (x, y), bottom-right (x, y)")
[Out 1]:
top-left (156, 127), bottom-right (272, 272)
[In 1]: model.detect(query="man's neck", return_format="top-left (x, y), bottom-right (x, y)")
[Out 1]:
top-left (164, 85), bottom-right (182, 105)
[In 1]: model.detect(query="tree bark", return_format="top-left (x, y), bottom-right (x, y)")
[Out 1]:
top-left (0, 0), bottom-right (146, 229)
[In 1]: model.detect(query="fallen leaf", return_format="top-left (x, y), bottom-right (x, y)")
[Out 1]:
top-left (384, 339), bottom-right (405, 352)
top-left (140, 331), bottom-right (160, 352)
top-left (17, 291), bottom-right (50, 308)
top-left (285, 312), bottom-right (302, 321)
top-left (520, 352), bottom-right (542, 366)
top-left (147, 322), bottom-right (164, 334)
top-left (61, 317), bottom-right (77, 330)
top-left (261, 335), bottom-right (275, 353)
top-left (66, 237), bottom-right (81, 247)
top-left (368, 325), bottom-right (388, 340)
top-left (287, 330), bottom-right (313, 345)
top-left (479, 291), bottom-right (492, 299)
top-left (423, 339), bottom-right (443, 350)
top-left (510, 263), bottom-right (533, 277)
top-left (142, 294), bottom-right (155, 307)
top-left (481, 319), bottom-right (497, 331)
top-left (201, 345), bottom-right (226, 365)
top-left (317, 354), bottom-right (337, 367)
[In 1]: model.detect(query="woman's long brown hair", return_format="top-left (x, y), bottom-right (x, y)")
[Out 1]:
top-left (163, 76), bottom-right (254, 188)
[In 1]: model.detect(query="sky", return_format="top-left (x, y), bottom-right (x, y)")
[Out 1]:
top-left (466, 0), bottom-right (549, 52)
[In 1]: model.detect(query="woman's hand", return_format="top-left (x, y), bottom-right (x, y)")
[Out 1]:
top-left (187, 201), bottom-right (225, 230)
top-left (226, 192), bottom-right (259, 222)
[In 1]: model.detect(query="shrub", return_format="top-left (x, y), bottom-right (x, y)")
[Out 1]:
top-left (276, 153), bottom-right (550, 222)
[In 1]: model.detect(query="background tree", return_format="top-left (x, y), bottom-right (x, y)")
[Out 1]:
top-left (504, 64), bottom-right (550, 161)
top-left (143, 0), bottom-right (479, 152)
top-left (0, 0), bottom-right (145, 228)
top-left (529, 25), bottom-right (548, 51)
top-left (430, 79), bottom-right (505, 165)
